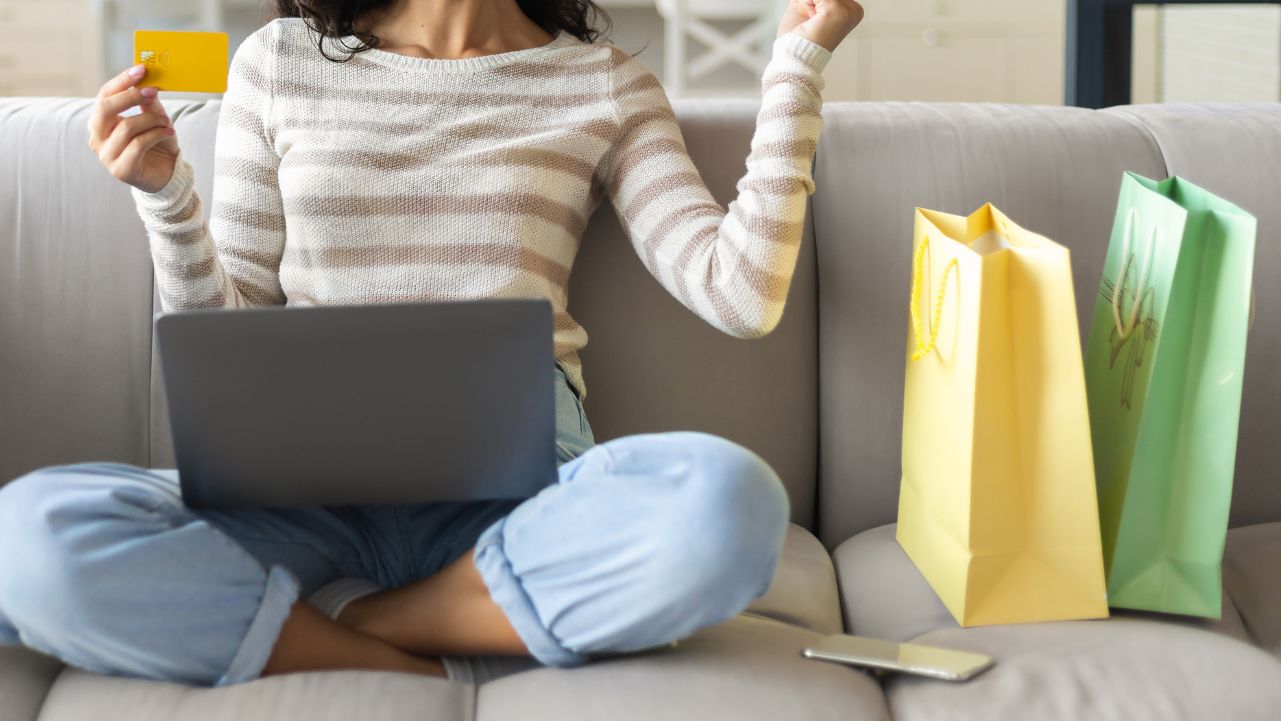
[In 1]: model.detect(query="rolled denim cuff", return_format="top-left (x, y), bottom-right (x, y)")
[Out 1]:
top-left (473, 517), bottom-right (589, 668)
top-left (216, 565), bottom-right (300, 687)
top-left (307, 577), bottom-right (385, 620)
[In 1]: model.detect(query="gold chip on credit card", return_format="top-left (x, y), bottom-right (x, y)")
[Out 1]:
top-left (134, 30), bottom-right (230, 94)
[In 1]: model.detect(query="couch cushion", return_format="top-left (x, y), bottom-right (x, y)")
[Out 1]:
top-left (36, 666), bottom-right (472, 721)
top-left (476, 614), bottom-right (889, 721)
top-left (886, 620), bottom-right (1281, 721)
top-left (1223, 522), bottom-right (1281, 656)
top-left (26, 616), bottom-right (888, 721)
top-left (835, 525), bottom-right (1281, 720)
top-left (745, 524), bottom-right (843, 635)
top-left (1103, 105), bottom-right (1281, 530)
top-left (0, 646), bottom-right (64, 721)
top-left (810, 102), bottom-right (1170, 547)
top-left (0, 98), bottom-right (156, 488)
top-left (834, 524), bottom-right (1253, 644)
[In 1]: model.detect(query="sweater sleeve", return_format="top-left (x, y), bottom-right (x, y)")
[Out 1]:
top-left (598, 32), bottom-right (831, 338)
top-left (131, 22), bottom-right (287, 310)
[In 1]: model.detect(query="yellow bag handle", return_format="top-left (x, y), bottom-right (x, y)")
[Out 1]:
top-left (910, 234), bottom-right (959, 361)
top-left (1112, 208), bottom-right (1156, 341)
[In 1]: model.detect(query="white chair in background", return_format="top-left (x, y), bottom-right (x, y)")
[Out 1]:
top-left (654, 0), bottom-right (782, 98)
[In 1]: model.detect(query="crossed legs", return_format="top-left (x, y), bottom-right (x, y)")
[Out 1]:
top-left (0, 432), bottom-right (789, 685)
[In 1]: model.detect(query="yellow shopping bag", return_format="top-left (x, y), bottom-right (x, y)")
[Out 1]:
top-left (895, 204), bottom-right (1110, 626)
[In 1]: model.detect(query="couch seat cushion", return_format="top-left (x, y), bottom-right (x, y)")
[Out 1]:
top-left (835, 524), bottom-right (1281, 720)
top-left (35, 666), bottom-right (472, 721)
top-left (887, 620), bottom-right (1281, 721)
top-left (834, 523), bottom-right (1253, 643)
top-left (23, 616), bottom-right (888, 721)
top-left (477, 614), bottom-right (889, 721)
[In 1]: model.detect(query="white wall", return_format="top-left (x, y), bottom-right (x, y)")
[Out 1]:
top-left (1133, 4), bottom-right (1281, 103)
top-left (1163, 4), bottom-right (1281, 102)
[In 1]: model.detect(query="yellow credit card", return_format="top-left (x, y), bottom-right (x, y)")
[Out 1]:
top-left (134, 30), bottom-right (229, 93)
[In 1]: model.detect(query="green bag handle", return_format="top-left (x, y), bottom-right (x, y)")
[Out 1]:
top-left (1112, 208), bottom-right (1156, 341)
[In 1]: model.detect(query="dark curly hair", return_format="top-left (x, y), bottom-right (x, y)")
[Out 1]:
top-left (275, 0), bottom-right (613, 62)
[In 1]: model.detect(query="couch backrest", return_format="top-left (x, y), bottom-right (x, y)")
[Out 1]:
top-left (1, 98), bottom-right (157, 476)
top-left (811, 102), bottom-right (1281, 546)
top-left (0, 97), bottom-right (822, 528)
top-left (3, 97), bottom-right (1276, 545)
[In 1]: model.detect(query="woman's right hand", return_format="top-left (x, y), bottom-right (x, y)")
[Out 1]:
top-left (88, 65), bottom-right (181, 193)
top-left (778, 0), bottom-right (864, 52)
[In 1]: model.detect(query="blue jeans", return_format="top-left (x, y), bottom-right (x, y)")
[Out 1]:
top-left (0, 364), bottom-right (789, 686)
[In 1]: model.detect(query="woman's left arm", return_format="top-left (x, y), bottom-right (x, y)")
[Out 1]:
top-left (598, 1), bottom-right (862, 338)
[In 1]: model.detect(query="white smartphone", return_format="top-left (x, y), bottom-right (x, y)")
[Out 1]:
top-left (802, 634), bottom-right (995, 682)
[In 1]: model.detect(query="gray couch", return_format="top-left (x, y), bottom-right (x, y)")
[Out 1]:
top-left (2, 96), bottom-right (1279, 720)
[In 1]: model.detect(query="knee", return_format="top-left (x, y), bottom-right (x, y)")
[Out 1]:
top-left (489, 434), bottom-right (791, 658)
top-left (648, 432), bottom-right (790, 606)
top-left (0, 464), bottom-right (171, 622)
top-left (0, 469), bottom-right (69, 622)
top-left (0, 466), bottom-right (72, 557)
top-left (0, 468), bottom-right (99, 612)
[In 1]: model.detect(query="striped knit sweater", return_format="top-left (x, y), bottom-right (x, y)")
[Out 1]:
top-left (133, 17), bottom-right (832, 400)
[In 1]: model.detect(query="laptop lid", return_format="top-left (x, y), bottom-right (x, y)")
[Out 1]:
top-left (154, 299), bottom-right (556, 509)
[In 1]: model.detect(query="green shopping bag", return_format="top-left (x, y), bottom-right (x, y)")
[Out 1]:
top-left (1084, 172), bottom-right (1256, 618)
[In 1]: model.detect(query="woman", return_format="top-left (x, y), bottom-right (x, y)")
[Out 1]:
top-left (0, 0), bottom-right (861, 687)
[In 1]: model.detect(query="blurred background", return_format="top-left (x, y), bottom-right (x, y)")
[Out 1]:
top-left (1, 0), bottom-right (1278, 104)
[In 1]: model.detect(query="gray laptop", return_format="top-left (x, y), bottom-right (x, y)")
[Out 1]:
top-left (154, 299), bottom-right (556, 509)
